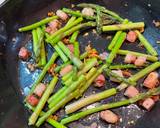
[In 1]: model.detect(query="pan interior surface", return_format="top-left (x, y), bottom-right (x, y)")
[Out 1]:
top-left (1, 0), bottom-right (160, 128)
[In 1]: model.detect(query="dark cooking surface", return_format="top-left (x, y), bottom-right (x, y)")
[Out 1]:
top-left (0, 0), bottom-right (160, 128)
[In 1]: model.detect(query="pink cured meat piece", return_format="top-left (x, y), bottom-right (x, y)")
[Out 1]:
top-left (18, 47), bottom-right (30, 60)
top-left (33, 83), bottom-right (46, 98)
top-left (126, 31), bottom-right (137, 43)
top-left (124, 86), bottom-right (139, 98)
top-left (124, 53), bottom-right (137, 64)
top-left (100, 110), bottom-right (119, 124)
top-left (94, 74), bottom-right (105, 87)
top-left (143, 72), bottom-right (159, 89)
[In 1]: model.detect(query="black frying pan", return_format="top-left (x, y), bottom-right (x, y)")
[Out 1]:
top-left (0, 0), bottom-right (160, 128)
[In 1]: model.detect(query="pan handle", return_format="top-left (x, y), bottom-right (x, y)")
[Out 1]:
top-left (0, 21), bottom-right (8, 45)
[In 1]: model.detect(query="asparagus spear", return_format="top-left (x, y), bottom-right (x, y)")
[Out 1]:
top-left (40, 39), bottom-right (46, 66)
top-left (32, 29), bottom-right (39, 62)
top-left (77, 64), bottom-right (108, 98)
top-left (85, 67), bottom-right (97, 80)
top-left (62, 70), bottom-right (74, 82)
top-left (64, 58), bottom-right (98, 86)
top-left (18, 16), bottom-right (58, 32)
top-left (72, 67), bottom-right (78, 81)
top-left (36, 89), bottom-right (80, 127)
top-left (57, 41), bottom-right (84, 69)
top-left (48, 67), bottom-right (96, 104)
top-left (129, 62), bottom-right (160, 82)
top-left (70, 31), bottom-right (79, 43)
top-left (96, 7), bottom-right (103, 34)
top-left (77, 58), bottom-right (98, 76)
top-left (73, 41), bottom-right (80, 58)
top-left (47, 86), bottom-right (67, 104)
top-left (105, 68), bottom-right (136, 85)
top-left (106, 32), bottom-right (126, 64)
top-left (135, 30), bottom-right (158, 56)
top-left (48, 75), bottom-right (86, 108)
top-left (117, 49), bottom-right (158, 62)
top-left (102, 22), bottom-right (145, 32)
top-left (49, 21), bottom-right (96, 45)
top-left (25, 103), bottom-right (67, 128)
top-left (61, 87), bottom-right (160, 124)
top-left (109, 64), bottom-right (137, 70)
top-left (65, 88), bottom-right (117, 114)
top-left (36, 75), bottom-right (86, 127)
top-left (108, 19), bottom-right (128, 50)
top-left (46, 17), bottom-right (83, 42)
top-left (62, 8), bottom-right (96, 20)
top-left (54, 61), bottom-right (72, 73)
top-left (36, 27), bottom-right (46, 67)
top-left (28, 76), bottom-right (58, 125)
top-left (54, 51), bottom-right (89, 73)
top-left (27, 52), bottom-right (58, 97)
top-left (117, 62), bottom-right (160, 90)
top-left (77, 3), bottom-right (124, 22)
top-left (54, 45), bottom-right (69, 63)
top-left (39, 68), bottom-right (97, 126)
top-left (66, 16), bottom-right (76, 26)
top-left (79, 51), bottom-right (89, 60)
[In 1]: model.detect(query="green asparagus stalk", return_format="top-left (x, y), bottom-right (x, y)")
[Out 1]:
top-left (129, 62), bottom-right (160, 82)
top-left (62, 70), bottom-right (74, 82)
top-left (65, 88), bottom-right (117, 114)
top-left (61, 87), bottom-right (160, 124)
top-left (96, 7), bottom-right (103, 34)
top-left (25, 103), bottom-right (67, 128)
top-left (36, 89), bottom-right (80, 127)
top-left (54, 51), bottom-right (88, 73)
top-left (26, 52), bottom-right (58, 97)
top-left (46, 17), bottom-right (83, 42)
top-left (50, 21), bottom-right (96, 45)
top-left (47, 86), bottom-right (67, 104)
top-left (54, 45), bottom-right (69, 63)
top-left (85, 67), bottom-right (97, 80)
top-left (48, 67), bottom-right (96, 104)
top-left (57, 41), bottom-right (84, 69)
top-left (77, 64), bottom-right (108, 98)
top-left (117, 49), bottom-right (158, 62)
top-left (78, 58), bottom-right (98, 76)
top-left (106, 32), bottom-right (126, 64)
top-left (72, 67), bottom-right (78, 81)
top-left (40, 39), bottom-right (46, 66)
top-left (117, 62), bottom-right (160, 90)
top-left (108, 31), bottom-right (122, 50)
top-left (48, 75), bottom-right (86, 108)
top-left (28, 76), bottom-right (58, 125)
top-left (64, 58), bottom-right (98, 86)
top-left (18, 16), bottom-right (58, 32)
top-left (36, 75), bottom-right (86, 127)
top-left (36, 27), bottom-right (46, 67)
top-left (70, 31), bottom-right (79, 43)
top-left (54, 61), bottom-right (72, 73)
top-left (135, 30), bottom-right (158, 56)
top-left (62, 8), bottom-right (96, 20)
top-left (109, 64), bottom-right (137, 70)
top-left (77, 3), bottom-right (124, 22)
top-left (32, 29), bottom-right (39, 62)
top-left (102, 22), bottom-right (145, 32)
top-left (66, 16), bottom-right (76, 26)
top-left (105, 68), bottom-right (136, 85)
top-left (79, 51), bottom-right (89, 60)
top-left (73, 41), bottom-right (80, 58)
top-left (108, 19), bottom-right (128, 50)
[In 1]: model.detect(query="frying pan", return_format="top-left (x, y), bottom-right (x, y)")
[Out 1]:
top-left (0, 0), bottom-right (160, 128)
